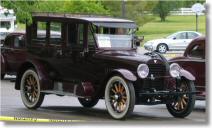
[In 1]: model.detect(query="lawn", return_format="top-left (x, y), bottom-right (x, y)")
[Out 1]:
top-left (137, 15), bottom-right (206, 44)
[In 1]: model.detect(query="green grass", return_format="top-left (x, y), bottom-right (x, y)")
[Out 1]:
top-left (137, 15), bottom-right (206, 44)
top-left (16, 23), bottom-right (26, 31)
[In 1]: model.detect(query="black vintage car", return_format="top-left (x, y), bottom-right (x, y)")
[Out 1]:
top-left (13, 13), bottom-right (196, 119)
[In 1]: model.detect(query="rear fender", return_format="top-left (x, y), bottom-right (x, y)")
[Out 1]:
top-left (15, 60), bottom-right (53, 90)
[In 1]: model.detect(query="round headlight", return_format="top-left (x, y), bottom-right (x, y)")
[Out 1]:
top-left (137, 64), bottom-right (149, 78)
top-left (169, 63), bottom-right (181, 78)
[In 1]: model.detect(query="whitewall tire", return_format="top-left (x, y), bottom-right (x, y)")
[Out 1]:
top-left (105, 76), bottom-right (135, 119)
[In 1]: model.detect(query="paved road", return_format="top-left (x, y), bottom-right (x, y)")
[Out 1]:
top-left (0, 77), bottom-right (207, 124)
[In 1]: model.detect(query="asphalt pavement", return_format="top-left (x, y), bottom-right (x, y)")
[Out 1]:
top-left (0, 76), bottom-right (207, 124)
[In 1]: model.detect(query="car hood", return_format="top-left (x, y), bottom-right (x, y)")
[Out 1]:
top-left (94, 50), bottom-right (166, 66)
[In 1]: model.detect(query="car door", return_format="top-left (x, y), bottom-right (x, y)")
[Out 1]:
top-left (66, 23), bottom-right (97, 82)
top-left (170, 32), bottom-right (187, 50)
top-left (1, 34), bottom-right (13, 73)
top-left (187, 32), bottom-right (200, 44)
top-left (1, 34), bottom-right (26, 73)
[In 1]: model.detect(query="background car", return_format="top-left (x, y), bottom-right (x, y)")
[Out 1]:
top-left (1, 32), bottom-right (26, 79)
top-left (144, 31), bottom-right (202, 53)
top-left (169, 36), bottom-right (205, 100)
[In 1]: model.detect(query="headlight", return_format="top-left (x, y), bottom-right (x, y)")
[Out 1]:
top-left (169, 63), bottom-right (181, 78)
top-left (137, 64), bottom-right (149, 78)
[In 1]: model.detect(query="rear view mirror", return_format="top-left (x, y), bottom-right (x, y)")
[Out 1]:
top-left (173, 36), bottom-right (176, 40)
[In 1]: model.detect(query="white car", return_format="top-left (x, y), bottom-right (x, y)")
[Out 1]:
top-left (144, 31), bottom-right (202, 53)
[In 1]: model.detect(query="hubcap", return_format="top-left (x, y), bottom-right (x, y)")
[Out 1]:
top-left (159, 45), bottom-right (167, 53)
top-left (110, 82), bottom-right (127, 113)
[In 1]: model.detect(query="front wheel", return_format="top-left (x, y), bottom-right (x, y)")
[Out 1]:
top-left (105, 76), bottom-right (135, 119)
top-left (166, 79), bottom-right (196, 118)
top-left (157, 44), bottom-right (168, 53)
top-left (20, 69), bottom-right (45, 109)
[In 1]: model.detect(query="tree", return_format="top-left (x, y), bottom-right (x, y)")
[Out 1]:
top-left (126, 1), bottom-right (157, 26)
top-left (152, 0), bottom-right (179, 22)
top-left (102, 1), bottom-right (157, 26)
top-left (1, 0), bottom-right (109, 24)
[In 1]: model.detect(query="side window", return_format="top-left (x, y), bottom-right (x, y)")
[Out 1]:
top-left (68, 23), bottom-right (77, 46)
top-left (88, 26), bottom-right (95, 47)
top-left (32, 21), bottom-right (47, 44)
top-left (176, 32), bottom-right (186, 39)
top-left (14, 35), bottom-right (25, 48)
top-left (188, 44), bottom-right (204, 58)
top-left (78, 24), bottom-right (84, 45)
top-left (50, 22), bottom-right (62, 45)
top-left (187, 32), bottom-right (199, 39)
top-left (4, 36), bottom-right (12, 47)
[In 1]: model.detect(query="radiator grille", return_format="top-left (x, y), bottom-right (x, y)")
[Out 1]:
top-left (148, 64), bottom-right (166, 77)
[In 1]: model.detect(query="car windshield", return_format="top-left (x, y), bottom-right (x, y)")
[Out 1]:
top-left (94, 27), bottom-right (134, 48)
top-left (95, 34), bottom-right (132, 48)
top-left (166, 33), bottom-right (177, 39)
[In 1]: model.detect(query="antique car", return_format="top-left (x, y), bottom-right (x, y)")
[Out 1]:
top-left (169, 36), bottom-right (205, 100)
top-left (1, 32), bottom-right (26, 79)
top-left (144, 31), bottom-right (202, 53)
top-left (13, 13), bottom-right (196, 119)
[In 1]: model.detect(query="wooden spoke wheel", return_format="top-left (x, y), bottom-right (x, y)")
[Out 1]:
top-left (20, 69), bottom-right (44, 109)
top-left (105, 76), bottom-right (135, 119)
top-left (166, 79), bottom-right (196, 118)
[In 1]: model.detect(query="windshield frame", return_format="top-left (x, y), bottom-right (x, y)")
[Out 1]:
top-left (90, 23), bottom-right (136, 50)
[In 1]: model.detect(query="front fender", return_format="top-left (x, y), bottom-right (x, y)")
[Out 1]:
top-left (180, 69), bottom-right (195, 81)
top-left (113, 69), bottom-right (137, 81)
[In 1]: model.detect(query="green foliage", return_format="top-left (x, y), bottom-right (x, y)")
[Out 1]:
top-left (152, 0), bottom-right (206, 22)
top-left (61, 1), bottom-right (109, 14)
top-left (126, 1), bottom-right (157, 26)
top-left (101, 1), bottom-right (157, 26)
top-left (152, 0), bottom-right (180, 22)
top-left (1, 0), bottom-right (109, 24)
top-left (1, 1), bottom-right (38, 24)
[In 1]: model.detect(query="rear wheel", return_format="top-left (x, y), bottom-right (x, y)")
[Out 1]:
top-left (105, 76), bottom-right (135, 119)
top-left (166, 79), bottom-right (196, 118)
top-left (78, 97), bottom-right (99, 108)
top-left (20, 69), bottom-right (45, 109)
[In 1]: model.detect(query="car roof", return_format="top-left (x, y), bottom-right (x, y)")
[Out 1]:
top-left (32, 12), bottom-right (137, 28)
top-left (175, 31), bottom-right (201, 34)
top-left (32, 12), bottom-right (134, 23)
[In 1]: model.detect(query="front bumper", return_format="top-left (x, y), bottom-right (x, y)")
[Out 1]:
top-left (139, 90), bottom-right (196, 97)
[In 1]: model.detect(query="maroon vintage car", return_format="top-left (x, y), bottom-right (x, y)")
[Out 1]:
top-left (1, 32), bottom-right (26, 79)
top-left (2, 13), bottom-right (197, 119)
top-left (169, 36), bottom-right (205, 100)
